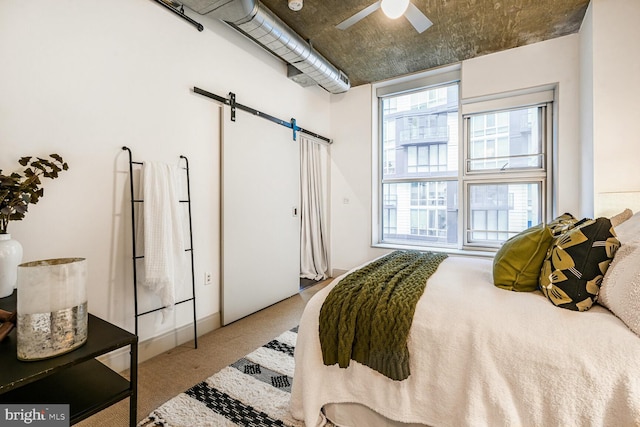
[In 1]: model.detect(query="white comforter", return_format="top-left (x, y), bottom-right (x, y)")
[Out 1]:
top-left (290, 256), bottom-right (640, 427)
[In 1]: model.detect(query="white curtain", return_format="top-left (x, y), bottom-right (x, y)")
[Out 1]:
top-left (300, 136), bottom-right (329, 281)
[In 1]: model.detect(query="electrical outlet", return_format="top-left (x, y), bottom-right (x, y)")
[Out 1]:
top-left (204, 272), bottom-right (213, 286)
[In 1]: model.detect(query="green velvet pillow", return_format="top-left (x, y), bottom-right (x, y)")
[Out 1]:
top-left (493, 223), bottom-right (554, 292)
top-left (539, 217), bottom-right (620, 311)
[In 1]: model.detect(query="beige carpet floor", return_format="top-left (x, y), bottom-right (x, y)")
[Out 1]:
top-left (77, 279), bottom-right (330, 427)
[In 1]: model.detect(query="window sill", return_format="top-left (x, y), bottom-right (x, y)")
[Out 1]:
top-left (372, 243), bottom-right (496, 259)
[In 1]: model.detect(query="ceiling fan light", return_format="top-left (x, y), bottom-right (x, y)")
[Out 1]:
top-left (288, 0), bottom-right (303, 11)
top-left (381, 0), bottom-right (410, 19)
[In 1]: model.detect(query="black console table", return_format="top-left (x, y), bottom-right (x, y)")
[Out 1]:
top-left (0, 291), bottom-right (138, 426)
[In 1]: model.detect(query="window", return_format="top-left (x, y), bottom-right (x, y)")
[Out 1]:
top-left (467, 182), bottom-right (540, 242)
top-left (375, 68), bottom-right (553, 252)
top-left (407, 144), bottom-right (447, 173)
top-left (467, 107), bottom-right (543, 173)
top-left (379, 82), bottom-right (460, 247)
top-left (463, 104), bottom-right (550, 248)
top-left (383, 184), bottom-right (398, 236)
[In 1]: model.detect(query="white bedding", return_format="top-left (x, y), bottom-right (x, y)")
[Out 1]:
top-left (290, 256), bottom-right (640, 427)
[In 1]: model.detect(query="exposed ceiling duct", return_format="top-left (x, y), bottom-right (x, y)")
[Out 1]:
top-left (180, 0), bottom-right (350, 94)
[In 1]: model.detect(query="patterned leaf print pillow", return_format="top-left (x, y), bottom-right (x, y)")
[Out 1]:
top-left (539, 217), bottom-right (620, 311)
top-left (547, 212), bottom-right (582, 237)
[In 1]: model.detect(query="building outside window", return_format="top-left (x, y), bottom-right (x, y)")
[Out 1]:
top-left (380, 83), bottom-right (459, 246)
top-left (464, 104), bottom-right (549, 248)
top-left (377, 69), bottom-right (553, 252)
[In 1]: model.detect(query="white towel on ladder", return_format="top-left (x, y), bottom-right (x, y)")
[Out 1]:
top-left (141, 161), bottom-right (186, 318)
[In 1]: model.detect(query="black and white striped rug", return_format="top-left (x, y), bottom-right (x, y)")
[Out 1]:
top-left (137, 327), bottom-right (304, 427)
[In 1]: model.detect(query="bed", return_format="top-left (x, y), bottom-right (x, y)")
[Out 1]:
top-left (290, 210), bottom-right (640, 427)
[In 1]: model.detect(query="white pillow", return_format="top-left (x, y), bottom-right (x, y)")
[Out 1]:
top-left (599, 242), bottom-right (640, 336)
top-left (613, 211), bottom-right (640, 244)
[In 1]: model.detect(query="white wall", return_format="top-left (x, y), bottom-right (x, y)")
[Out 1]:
top-left (329, 86), bottom-right (390, 274)
top-left (590, 0), bottom-right (640, 206)
top-left (0, 0), bottom-right (330, 346)
top-left (329, 35), bottom-right (582, 273)
top-left (461, 34), bottom-right (582, 217)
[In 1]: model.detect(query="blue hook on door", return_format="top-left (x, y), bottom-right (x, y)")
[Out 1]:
top-left (291, 118), bottom-right (298, 141)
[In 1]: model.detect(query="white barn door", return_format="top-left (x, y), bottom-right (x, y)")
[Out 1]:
top-left (221, 107), bottom-right (300, 325)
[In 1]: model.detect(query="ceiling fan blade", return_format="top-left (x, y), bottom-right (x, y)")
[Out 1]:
top-left (404, 2), bottom-right (433, 33)
top-left (336, 1), bottom-right (382, 31)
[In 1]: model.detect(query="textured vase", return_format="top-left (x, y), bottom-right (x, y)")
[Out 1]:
top-left (17, 258), bottom-right (88, 361)
top-left (0, 233), bottom-right (23, 298)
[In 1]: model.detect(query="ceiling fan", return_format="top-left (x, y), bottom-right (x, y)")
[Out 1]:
top-left (336, 0), bottom-right (433, 34)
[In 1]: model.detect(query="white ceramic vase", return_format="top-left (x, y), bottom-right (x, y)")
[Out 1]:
top-left (0, 233), bottom-right (23, 298)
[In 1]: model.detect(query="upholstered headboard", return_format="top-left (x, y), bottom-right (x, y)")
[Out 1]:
top-left (595, 191), bottom-right (640, 218)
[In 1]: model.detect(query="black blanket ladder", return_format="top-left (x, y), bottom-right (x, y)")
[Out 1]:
top-left (122, 146), bottom-right (198, 349)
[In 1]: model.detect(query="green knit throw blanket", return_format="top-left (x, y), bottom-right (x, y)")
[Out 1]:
top-left (319, 250), bottom-right (448, 381)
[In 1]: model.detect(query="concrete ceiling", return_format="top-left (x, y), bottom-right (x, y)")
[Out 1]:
top-left (258, 0), bottom-right (590, 87)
